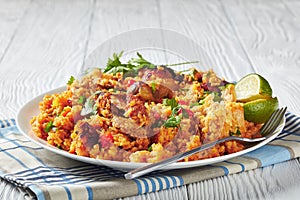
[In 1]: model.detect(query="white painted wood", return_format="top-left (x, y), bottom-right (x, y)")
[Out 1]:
top-left (0, 0), bottom-right (93, 119)
top-left (0, 0), bottom-right (300, 199)
top-left (86, 0), bottom-right (161, 53)
top-left (0, 0), bottom-right (30, 58)
top-left (158, 0), bottom-right (256, 82)
top-left (223, 0), bottom-right (300, 115)
top-left (188, 159), bottom-right (300, 200)
top-left (84, 0), bottom-right (161, 70)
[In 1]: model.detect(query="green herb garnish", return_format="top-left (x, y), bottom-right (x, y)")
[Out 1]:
top-left (230, 128), bottom-right (241, 136)
top-left (78, 95), bottom-right (86, 104)
top-left (103, 51), bottom-right (199, 76)
top-left (163, 98), bottom-right (178, 110)
top-left (128, 52), bottom-right (156, 69)
top-left (213, 92), bottom-right (223, 102)
top-left (44, 121), bottom-right (54, 133)
top-left (151, 82), bottom-right (156, 93)
top-left (104, 51), bottom-right (154, 75)
top-left (67, 76), bottom-right (75, 85)
top-left (166, 61), bottom-right (199, 67)
top-left (148, 146), bottom-right (153, 152)
top-left (163, 115), bottom-right (182, 128)
top-left (199, 99), bottom-right (205, 105)
top-left (104, 51), bottom-right (126, 74)
top-left (190, 102), bottom-right (200, 108)
top-left (163, 105), bottom-right (185, 128)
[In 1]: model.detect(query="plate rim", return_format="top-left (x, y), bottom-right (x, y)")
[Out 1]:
top-left (16, 86), bottom-right (286, 170)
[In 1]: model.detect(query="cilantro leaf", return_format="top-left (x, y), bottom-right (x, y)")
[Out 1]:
top-left (103, 51), bottom-right (200, 77)
top-left (166, 61), bottom-right (199, 67)
top-left (104, 51), bottom-right (156, 76)
top-left (190, 102), bottom-right (200, 108)
top-left (129, 52), bottom-right (156, 69)
top-left (105, 51), bottom-right (124, 73)
top-left (163, 115), bottom-right (182, 128)
top-left (67, 76), bottom-right (75, 85)
top-left (44, 121), bottom-right (54, 133)
top-left (213, 92), bottom-right (223, 102)
top-left (78, 95), bottom-right (86, 104)
top-left (151, 82), bottom-right (156, 93)
top-left (163, 105), bottom-right (183, 128)
top-left (163, 98), bottom-right (178, 110)
top-left (230, 128), bottom-right (241, 136)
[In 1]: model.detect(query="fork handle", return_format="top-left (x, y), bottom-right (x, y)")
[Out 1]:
top-left (124, 136), bottom-right (232, 179)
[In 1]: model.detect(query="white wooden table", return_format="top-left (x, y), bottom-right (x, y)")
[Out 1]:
top-left (1, 0), bottom-right (300, 199)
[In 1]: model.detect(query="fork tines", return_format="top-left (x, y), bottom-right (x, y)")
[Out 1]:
top-left (260, 107), bottom-right (287, 136)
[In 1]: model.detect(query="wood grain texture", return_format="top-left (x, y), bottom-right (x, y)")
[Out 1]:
top-left (0, 0), bottom-right (31, 60)
top-left (122, 185), bottom-right (189, 200)
top-left (86, 0), bottom-right (160, 54)
top-left (158, 0), bottom-right (256, 82)
top-left (0, 0), bottom-right (94, 119)
top-left (84, 0), bottom-right (161, 71)
top-left (188, 159), bottom-right (300, 200)
top-left (0, 0), bottom-right (300, 199)
top-left (222, 0), bottom-right (300, 115)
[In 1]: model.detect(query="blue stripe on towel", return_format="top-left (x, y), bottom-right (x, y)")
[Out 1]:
top-left (28, 185), bottom-right (45, 200)
top-left (133, 179), bottom-right (143, 194)
top-left (0, 146), bottom-right (28, 168)
top-left (148, 177), bottom-right (156, 192)
top-left (0, 113), bottom-right (298, 198)
top-left (63, 186), bottom-right (72, 200)
top-left (244, 145), bottom-right (291, 167)
top-left (162, 176), bottom-right (170, 189)
top-left (285, 122), bottom-right (300, 132)
top-left (156, 176), bottom-right (163, 191)
top-left (169, 176), bottom-right (177, 187)
top-left (133, 175), bottom-right (183, 195)
top-left (0, 119), bottom-right (16, 128)
top-left (217, 166), bottom-right (229, 175)
top-left (1, 134), bottom-right (73, 184)
top-left (178, 175), bottom-right (184, 186)
top-left (140, 178), bottom-right (149, 193)
top-left (279, 138), bottom-right (300, 143)
top-left (86, 186), bottom-right (93, 200)
top-left (209, 164), bottom-right (229, 175)
top-left (284, 114), bottom-right (300, 129)
top-left (224, 161), bottom-right (245, 172)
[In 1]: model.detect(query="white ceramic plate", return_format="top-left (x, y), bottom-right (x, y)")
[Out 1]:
top-left (16, 86), bottom-right (286, 171)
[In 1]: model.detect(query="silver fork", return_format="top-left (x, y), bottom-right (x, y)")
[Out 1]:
top-left (125, 107), bottom-right (287, 179)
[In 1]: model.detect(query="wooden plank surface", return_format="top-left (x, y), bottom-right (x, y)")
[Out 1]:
top-left (0, 0), bottom-right (300, 199)
top-left (0, 0), bottom-right (30, 58)
top-left (159, 0), bottom-right (255, 81)
top-left (0, 0), bottom-right (93, 119)
top-left (223, 0), bottom-right (300, 115)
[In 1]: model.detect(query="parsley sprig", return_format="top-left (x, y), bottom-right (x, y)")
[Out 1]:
top-left (163, 98), bottom-right (189, 128)
top-left (163, 97), bottom-right (178, 110)
top-left (104, 51), bottom-right (155, 75)
top-left (44, 121), bottom-right (54, 133)
top-left (103, 51), bottom-right (199, 76)
top-left (67, 76), bottom-right (75, 85)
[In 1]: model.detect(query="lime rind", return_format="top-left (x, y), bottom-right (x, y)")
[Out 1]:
top-left (243, 97), bottom-right (279, 124)
top-left (235, 73), bottom-right (273, 102)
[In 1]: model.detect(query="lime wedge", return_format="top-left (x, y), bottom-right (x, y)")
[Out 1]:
top-left (244, 97), bottom-right (279, 123)
top-left (235, 73), bottom-right (272, 102)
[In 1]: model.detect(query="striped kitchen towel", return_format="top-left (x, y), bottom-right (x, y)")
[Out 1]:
top-left (0, 112), bottom-right (300, 200)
